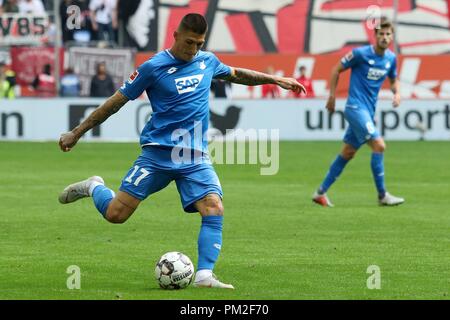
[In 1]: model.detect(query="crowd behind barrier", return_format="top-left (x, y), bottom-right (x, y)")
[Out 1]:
top-left (2, 51), bottom-right (450, 100)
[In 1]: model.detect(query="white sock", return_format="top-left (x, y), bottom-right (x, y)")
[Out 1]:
top-left (195, 269), bottom-right (212, 282)
top-left (88, 181), bottom-right (104, 196)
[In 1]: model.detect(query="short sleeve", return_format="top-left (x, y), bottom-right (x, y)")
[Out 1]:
top-left (211, 54), bottom-right (232, 79)
top-left (340, 48), bottom-right (362, 69)
top-left (388, 56), bottom-right (397, 79)
top-left (89, 0), bottom-right (97, 11)
top-left (119, 61), bottom-right (154, 100)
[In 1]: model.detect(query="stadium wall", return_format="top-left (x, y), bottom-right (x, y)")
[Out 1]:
top-left (120, 0), bottom-right (450, 54)
top-left (135, 53), bottom-right (450, 99)
top-left (2, 1), bottom-right (449, 54)
top-left (8, 51), bottom-right (450, 98)
top-left (0, 99), bottom-right (449, 141)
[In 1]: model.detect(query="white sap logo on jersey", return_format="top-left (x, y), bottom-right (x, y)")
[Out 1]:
top-left (367, 67), bottom-right (387, 80)
top-left (175, 74), bottom-right (204, 94)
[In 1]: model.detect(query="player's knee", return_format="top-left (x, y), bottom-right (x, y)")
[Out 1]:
top-left (106, 210), bottom-right (127, 224)
top-left (105, 205), bottom-right (134, 224)
top-left (199, 195), bottom-right (224, 216)
top-left (372, 141), bottom-right (386, 153)
top-left (342, 149), bottom-right (356, 160)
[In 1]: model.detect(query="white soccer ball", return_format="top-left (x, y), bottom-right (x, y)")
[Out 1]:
top-left (155, 251), bottom-right (195, 290)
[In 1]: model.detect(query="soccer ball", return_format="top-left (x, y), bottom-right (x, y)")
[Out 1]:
top-left (155, 251), bottom-right (195, 289)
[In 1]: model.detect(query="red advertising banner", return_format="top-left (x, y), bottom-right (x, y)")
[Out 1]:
top-left (134, 53), bottom-right (450, 99)
top-left (11, 47), bottom-right (64, 86)
top-left (10, 47), bottom-right (64, 96)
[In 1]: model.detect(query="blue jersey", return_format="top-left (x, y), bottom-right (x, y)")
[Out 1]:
top-left (119, 49), bottom-right (231, 153)
top-left (341, 45), bottom-right (397, 115)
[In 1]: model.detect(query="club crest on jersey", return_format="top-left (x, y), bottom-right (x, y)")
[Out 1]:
top-left (127, 70), bottom-right (139, 84)
top-left (175, 74), bottom-right (204, 94)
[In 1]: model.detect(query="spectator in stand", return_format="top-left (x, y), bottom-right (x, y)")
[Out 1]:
top-left (60, 68), bottom-right (81, 97)
top-left (89, 0), bottom-right (118, 44)
top-left (60, 0), bottom-right (93, 44)
top-left (261, 66), bottom-right (280, 98)
top-left (90, 62), bottom-right (115, 97)
top-left (60, 0), bottom-right (76, 43)
top-left (0, 61), bottom-right (16, 99)
top-left (18, 0), bottom-right (45, 14)
top-left (74, 0), bottom-right (95, 44)
top-left (0, 0), bottom-right (19, 13)
top-left (293, 65), bottom-right (315, 98)
top-left (41, 14), bottom-right (57, 45)
top-left (41, 0), bottom-right (52, 11)
top-left (32, 63), bottom-right (56, 97)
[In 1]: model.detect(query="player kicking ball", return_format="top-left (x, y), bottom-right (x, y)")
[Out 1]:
top-left (313, 17), bottom-right (404, 207)
top-left (58, 13), bottom-right (306, 289)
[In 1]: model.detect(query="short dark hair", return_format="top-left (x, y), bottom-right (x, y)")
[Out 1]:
top-left (44, 64), bottom-right (51, 73)
top-left (178, 13), bottom-right (208, 34)
top-left (375, 17), bottom-right (394, 34)
top-left (96, 61), bottom-right (106, 71)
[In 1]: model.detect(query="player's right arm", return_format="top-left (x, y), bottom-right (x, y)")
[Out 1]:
top-left (59, 60), bottom-right (154, 152)
top-left (326, 49), bottom-right (361, 113)
top-left (326, 63), bottom-right (346, 113)
top-left (59, 90), bottom-right (129, 152)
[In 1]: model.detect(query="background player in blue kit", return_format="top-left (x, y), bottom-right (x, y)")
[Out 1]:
top-left (58, 13), bottom-right (306, 289)
top-left (313, 18), bottom-right (405, 207)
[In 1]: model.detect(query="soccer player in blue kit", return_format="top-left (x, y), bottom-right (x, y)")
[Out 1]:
top-left (58, 13), bottom-right (306, 289)
top-left (313, 18), bottom-right (404, 207)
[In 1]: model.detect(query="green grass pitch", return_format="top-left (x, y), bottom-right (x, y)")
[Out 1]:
top-left (0, 141), bottom-right (449, 300)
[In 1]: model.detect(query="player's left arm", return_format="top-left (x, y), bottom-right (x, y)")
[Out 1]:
top-left (220, 67), bottom-right (306, 95)
top-left (390, 77), bottom-right (400, 108)
top-left (388, 55), bottom-right (400, 108)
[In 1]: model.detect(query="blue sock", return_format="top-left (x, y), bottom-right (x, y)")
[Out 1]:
top-left (92, 185), bottom-right (115, 218)
top-left (371, 152), bottom-right (386, 198)
top-left (319, 155), bottom-right (349, 193)
top-left (197, 216), bottom-right (223, 271)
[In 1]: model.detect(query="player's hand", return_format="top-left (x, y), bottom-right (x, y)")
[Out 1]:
top-left (393, 93), bottom-right (401, 108)
top-left (59, 131), bottom-right (79, 152)
top-left (276, 77), bottom-right (307, 95)
top-left (325, 96), bottom-right (336, 113)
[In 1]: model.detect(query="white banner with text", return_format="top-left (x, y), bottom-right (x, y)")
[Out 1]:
top-left (0, 98), bottom-right (449, 141)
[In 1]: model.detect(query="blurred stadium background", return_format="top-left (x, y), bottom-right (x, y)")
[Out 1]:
top-left (0, 0), bottom-right (449, 300)
top-left (1, 0), bottom-right (449, 140)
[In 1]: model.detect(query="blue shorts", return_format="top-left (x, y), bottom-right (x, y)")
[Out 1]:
top-left (343, 106), bottom-right (380, 149)
top-left (119, 146), bottom-right (222, 213)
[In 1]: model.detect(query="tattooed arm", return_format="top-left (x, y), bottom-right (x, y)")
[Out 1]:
top-left (59, 90), bottom-right (129, 152)
top-left (221, 67), bottom-right (306, 95)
